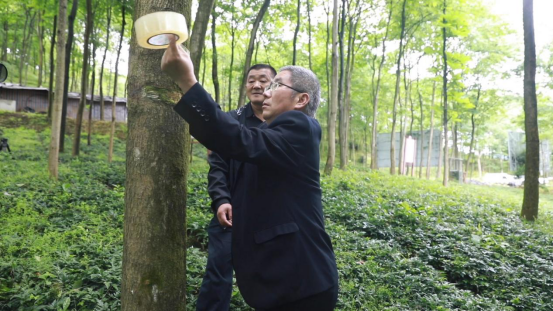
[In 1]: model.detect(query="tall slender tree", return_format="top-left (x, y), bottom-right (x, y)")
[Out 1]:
top-left (48, 0), bottom-right (68, 179)
top-left (211, 10), bottom-right (220, 103)
top-left (99, 5), bottom-right (112, 121)
top-left (108, 1), bottom-right (125, 163)
top-left (189, 0), bottom-right (216, 78)
top-left (442, 0), bottom-right (449, 186)
top-left (59, 0), bottom-right (78, 152)
top-left (521, 0), bottom-right (539, 221)
top-left (73, 0), bottom-right (93, 156)
top-left (324, 0), bottom-right (339, 175)
top-left (47, 15), bottom-right (57, 120)
top-left (236, 0), bottom-right (270, 109)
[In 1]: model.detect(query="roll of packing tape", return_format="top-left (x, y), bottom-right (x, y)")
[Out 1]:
top-left (135, 11), bottom-right (188, 49)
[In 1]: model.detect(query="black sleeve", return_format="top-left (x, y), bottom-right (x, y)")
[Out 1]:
top-left (206, 109), bottom-right (239, 214)
top-left (174, 83), bottom-right (313, 170)
top-left (207, 151), bottom-right (231, 214)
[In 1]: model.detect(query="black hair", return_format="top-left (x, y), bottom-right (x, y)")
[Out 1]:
top-left (246, 64), bottom-right (277, 79)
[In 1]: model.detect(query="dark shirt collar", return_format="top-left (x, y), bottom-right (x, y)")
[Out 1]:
top-left (244, 102), bottom-right (263, 122)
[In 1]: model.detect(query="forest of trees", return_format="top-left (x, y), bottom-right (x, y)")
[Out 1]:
top-left (1, 0), bottom-right (552, 212)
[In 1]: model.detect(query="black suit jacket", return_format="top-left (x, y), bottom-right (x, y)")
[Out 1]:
top-left (174, 83), bottom-right (338, 309)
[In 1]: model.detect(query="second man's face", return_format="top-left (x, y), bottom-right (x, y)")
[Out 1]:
top-left (246, 69), bottom-right (274, 105)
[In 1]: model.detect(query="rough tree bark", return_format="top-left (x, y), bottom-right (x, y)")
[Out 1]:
top-left (108, 3), bottom-right (125, 163)
top-left (73, 0), bottom-right (93, 156)
top-left (48, 0), bottom-right (68, 179)
top-left (323, 0), bottom-right (339, 175)
top-left (121, 0), bottom-right (191, 308)
top-left (521, 0), bottom-right (540, 221)
top-left (236, 0), bottom-right (270, 109)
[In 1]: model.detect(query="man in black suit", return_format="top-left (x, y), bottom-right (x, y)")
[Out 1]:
top-left (197, 64), bottom-right (276, 311)
top-left (162, 36), bottom-right (338, 310)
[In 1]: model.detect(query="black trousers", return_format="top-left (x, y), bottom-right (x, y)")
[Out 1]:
top-left (256, 284), bottom-right (338, 311)
top-left (196, 217), bottom-right (233, 311)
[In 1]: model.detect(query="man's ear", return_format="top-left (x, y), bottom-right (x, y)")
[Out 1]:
top-left (294, 93), bottom-right (310, 110)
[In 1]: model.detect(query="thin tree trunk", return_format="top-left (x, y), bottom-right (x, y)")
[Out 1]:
top-left (521, 0), bottom-right (539, 220)
top-left (418, 80), bottom-right (424, 178)
top-left (337, 0), bottom-right (347, 170)
top-left (227, 5), bottom-right (235, 111)
top-left (88, 31), bottom-right (97, 146)
top-left (466, 85), bottom-right (480, 178)
top-left (1, 21), bottom-right (7, 62)
top-left (390, 0), bottom-right (407, 175)
top-left (371, 0), bottom-right (393, 170)
top-left (201, 47), bottom-right (207, 86)
top-left (48, 0), bottom-right (68, 179)
top-left (121, 0), bottom-right (191, 307)
top-left (73, 0), bottom-right (93, 156)
top-left (190, 0), bottom-right (216, 78)
top-left (211, 11), bottom-right (220, 103)
top-left (60, 0), bottom-right (78, 153)
top-left (236, 0), bottom-right (271, 109)
top-left (426, 80), bottom-right (436, 179)
top-left (324, 0), bottom-right (339, 175)
top-left (99, 6), bottom-right (112, 121)
top-left (292, 0), bottom-right (300, 65)
top-left (48, 15), bottom-right (57, 120)
top-left (37, 10), bottom-right (45, 87)
top-left (19, 8), bottom-right (31, 86)
top-left (442, 0), bottom-right (449, 186)
top-left (108, 3), bottom-right (125, 163)
top-left (306, 0), bottom-right (312, 70)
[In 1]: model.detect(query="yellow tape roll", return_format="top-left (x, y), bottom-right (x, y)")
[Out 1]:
top-left (135, 12), bottom-right (188, 49)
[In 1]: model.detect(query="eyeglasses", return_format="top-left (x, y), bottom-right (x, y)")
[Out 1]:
top-left (264, 81), bottom-right (305, 93)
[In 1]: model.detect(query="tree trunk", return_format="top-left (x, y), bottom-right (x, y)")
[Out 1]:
top-left (337, 0), bottom-right (347, 170)
top-left (236, 0), bottom-right (271, 109)
top-left (73, 0), bottom-right (93, 156)
top-left (390, 0), bottom-right (407, 175)
top-left (190, 0), bottom-right (216, 78)
top-left (121, 0), bottom-right (191, 308)
top-left (48, 15), bottom-right (57, 120)
top-left (19, 8), bottom-right (31, 86)
top-left (37, 10), bottom-right (45, 87)
top-left (1, 20), bottom-right (7, 62)
top-left (292, 0), bottom-right (300, 65)
top-left (442, 0), bottom-right (449, 186)
top-left (227, 4), bottom-right (235, 111)
top-left (418, 80), bottom-right (424, 178)
top-left (48, 0), bottom-right (68, 179)
top-left (99, 6), bottom-right (112, 121)
top-left (466, 86), bottom-right (480, 179)
top-left (60, 0), bottom-right (79, 153)
top-left (426, 81), bottom-right (436, 179)
top-left (306, 0), bottom-right (312, 70)
top-left (324, 0), bottom-right (339, 175)
top-left (88, 30), bottom-right (97, 146)
top-left (108, 3), bottom-right (125, 163)
top-left (371, 0), bottom-right (393, 170)
top-left (521, 0), bottom-right (540, 221)
top-left (211, 11), bottom-right (220, 103)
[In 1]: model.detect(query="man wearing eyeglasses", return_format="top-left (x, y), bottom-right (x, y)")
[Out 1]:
top-left (162, 36), bottom-right (338, 311)
top-left (197, 64), bottom-right (276, 311)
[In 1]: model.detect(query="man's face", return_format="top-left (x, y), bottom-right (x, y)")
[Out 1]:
top-left (246, 69), bottom-right (273, 105)
top-left (262, 70), bottom-right (305, 124)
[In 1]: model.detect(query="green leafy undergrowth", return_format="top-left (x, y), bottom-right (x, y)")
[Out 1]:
top-left (2, 125), bottom-right (553, 310)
